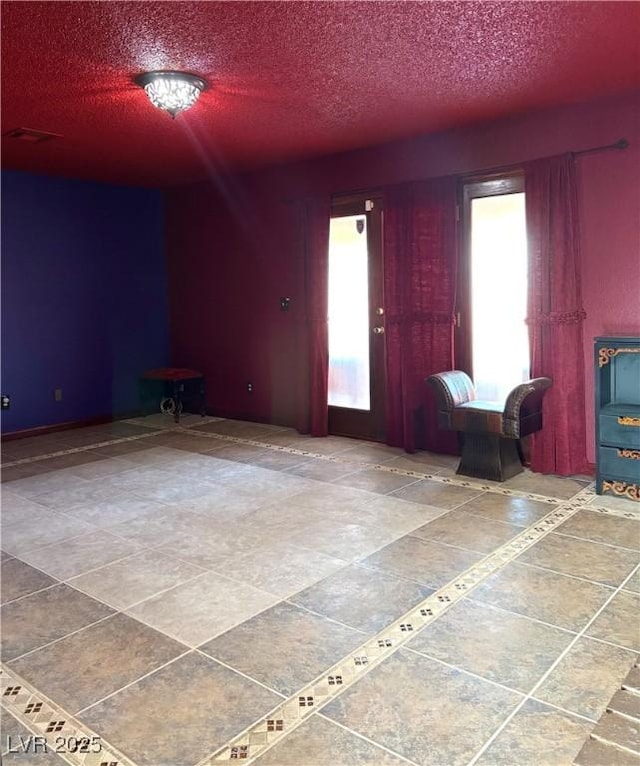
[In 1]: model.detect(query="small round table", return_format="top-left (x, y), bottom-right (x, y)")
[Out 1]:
top-left (139, 368), bottom-right (206, 423)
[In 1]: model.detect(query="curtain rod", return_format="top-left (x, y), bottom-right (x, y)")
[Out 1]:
top-left (573, 137), bottom-right (629, 157)
top-left (281, 138), bottom-right (629, 203)
top-left (455, 137), bottom-right (630, 182)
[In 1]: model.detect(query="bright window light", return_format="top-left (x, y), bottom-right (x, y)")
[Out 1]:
top-left (328, 215), bottom-right (371, 410)
top-left (470, 193), bottom-right (529, 403)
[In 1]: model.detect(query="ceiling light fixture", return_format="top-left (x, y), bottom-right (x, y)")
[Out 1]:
top-left (135, 71), bottom-right (206, 119)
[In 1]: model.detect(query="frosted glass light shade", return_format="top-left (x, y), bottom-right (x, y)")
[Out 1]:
top-left (136, 71), bottom-right (205, 118)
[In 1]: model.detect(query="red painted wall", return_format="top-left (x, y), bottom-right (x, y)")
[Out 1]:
top-left (165, 92), bottom-right (640, 462)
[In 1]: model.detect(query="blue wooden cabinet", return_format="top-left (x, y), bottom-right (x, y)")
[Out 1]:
top-left (595, 337), bottom-right (640, 503)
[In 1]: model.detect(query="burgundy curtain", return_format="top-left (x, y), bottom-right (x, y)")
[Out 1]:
top-left (295, 197), bottom-right (331, 436)
top-left (384, 177), bottom-right (458, 453)
top-left (525, 154), bottom-right (589, 475)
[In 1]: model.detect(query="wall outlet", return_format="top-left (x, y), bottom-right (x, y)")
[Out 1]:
top-left (247, 382), bottom-right (253, 393)
top-left (54, 388), bottom-right (63, 402)
top-left (1, 394), bottom-right (10, 410)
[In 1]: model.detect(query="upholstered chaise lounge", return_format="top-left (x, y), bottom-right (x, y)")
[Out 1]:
top-left (426, 371), bottom-right (552, 481)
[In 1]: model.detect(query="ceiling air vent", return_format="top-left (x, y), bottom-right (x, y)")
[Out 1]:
top-left (4, 127), bottom-right (62, 143)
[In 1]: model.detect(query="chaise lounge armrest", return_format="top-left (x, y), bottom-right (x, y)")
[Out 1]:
top-left (426, 370), bottom-right (476, 430)
top-left (502, 377), bottom-right (552, 439)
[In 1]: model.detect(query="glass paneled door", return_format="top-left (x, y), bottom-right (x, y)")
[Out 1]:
top-left (328, 198), bottom-right (386, 440)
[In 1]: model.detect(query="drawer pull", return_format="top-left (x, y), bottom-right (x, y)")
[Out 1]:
top-left (617, 416), bottom-right (640, 427)
top-left (617, 449), bottom-right (640, 460)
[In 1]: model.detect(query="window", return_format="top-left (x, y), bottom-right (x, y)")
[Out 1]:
top-left (327, 214), bottom-right (371, 410)
top-left (459, 176), bottom-right (529, 403)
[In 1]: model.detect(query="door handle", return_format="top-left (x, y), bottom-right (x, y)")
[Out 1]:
top-left (373, 326), bottom-right (385, 335)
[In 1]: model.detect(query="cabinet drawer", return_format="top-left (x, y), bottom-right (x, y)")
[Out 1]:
top-left (599, 446), bottom-right (640, 483)
top-left (600, 414), bottom-right (640, 448)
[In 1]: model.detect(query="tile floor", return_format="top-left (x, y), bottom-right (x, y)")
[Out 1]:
top-left (1, 414), bottom-right (638, 766)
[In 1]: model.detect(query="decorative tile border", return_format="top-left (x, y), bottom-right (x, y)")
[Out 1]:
top-left (123, 415), bottom-right (222, 431)
top-left (205, 487), bottom-right (597, 764)
top-left (1, 666), bottom-right (135, 766)
top-left (0, 416), bottom-right (222, 468)
top-left (176, 427), bottom-right (565, 502)
top-left (1, 430), bottom-right (164, 468)
top-left (174, 427), bottom-right (640, 519)
top-left (577, 486), bottom-right (639, 520)
top-left (4, 417), bottom-right (637, 519)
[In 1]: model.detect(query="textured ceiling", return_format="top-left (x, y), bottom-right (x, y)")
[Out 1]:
top-left (2, 1), bottom-right (639, 187)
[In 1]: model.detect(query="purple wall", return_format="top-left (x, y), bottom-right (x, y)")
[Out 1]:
top-left (1, 170), bottom-right (168, 433)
